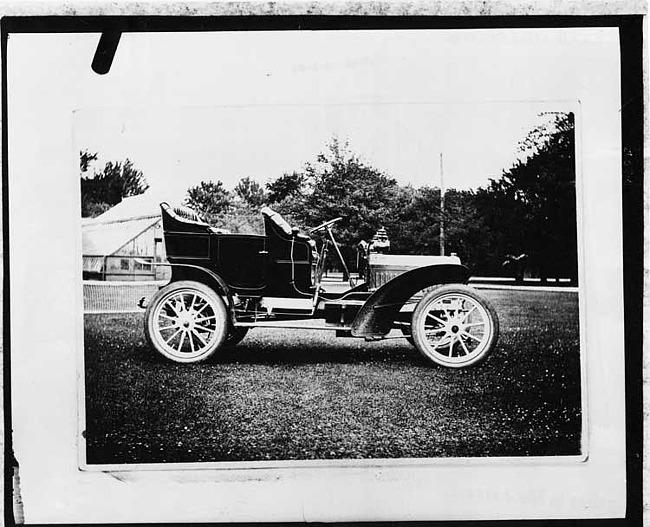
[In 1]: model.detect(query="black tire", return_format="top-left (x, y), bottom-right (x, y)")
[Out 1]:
top-left (411, 284), bottom-right (499, 368)
top-left (144, 280), bottom-right (229, 363)
top-left (225, 326), bottom-right (249, 347)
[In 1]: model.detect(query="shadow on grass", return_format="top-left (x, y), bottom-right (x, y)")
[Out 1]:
top-left (124, 320), bottom-right (426, 367)
top-left (215, 339), bottom-right (421, 366)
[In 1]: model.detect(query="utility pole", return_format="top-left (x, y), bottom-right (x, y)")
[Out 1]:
top-left (439, 152), bottom-right (445, 256)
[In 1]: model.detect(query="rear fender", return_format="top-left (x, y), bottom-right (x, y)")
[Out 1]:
top-left (167, 263), bottom-right (236, 323)
top-left (350, 264), bottom-right (470, 337)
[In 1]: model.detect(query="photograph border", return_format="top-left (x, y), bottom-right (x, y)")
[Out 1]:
top-left (2, 5), bottom-right (644, 524)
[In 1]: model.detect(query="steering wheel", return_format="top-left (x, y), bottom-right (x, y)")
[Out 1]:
top-left (309, 217), bottom-right (342, 234)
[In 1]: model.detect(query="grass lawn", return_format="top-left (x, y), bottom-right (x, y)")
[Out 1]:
top-left (84, 289), bottom-right (581, 464)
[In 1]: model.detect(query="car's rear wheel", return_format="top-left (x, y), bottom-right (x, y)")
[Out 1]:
top-left (145, 280), bottom-right (229, 363)
top-left (411, 285), bottom-right (498, 368)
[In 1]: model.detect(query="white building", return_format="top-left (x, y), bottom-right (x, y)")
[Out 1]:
top-left (82, 194), bottom-right (170, 281)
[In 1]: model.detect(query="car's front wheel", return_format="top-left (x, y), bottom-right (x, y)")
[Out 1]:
top-left (411, 284), bottom-right (499, 368)
top-left (145, 280), bottom-right (229, 363)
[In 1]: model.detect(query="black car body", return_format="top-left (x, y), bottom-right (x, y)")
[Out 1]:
top-left (143, 203), bottom-right (499, 367)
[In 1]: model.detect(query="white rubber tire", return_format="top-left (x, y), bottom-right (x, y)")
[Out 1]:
top-left (411, 284), bottom-right (499, 368)
top-left (145, 280), bottom-right (229, 363)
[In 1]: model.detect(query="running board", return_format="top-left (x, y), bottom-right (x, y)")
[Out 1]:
top-left (233, 321), bottom-right (411, 340)
top-left (234, 320), bottom-right (352, 331)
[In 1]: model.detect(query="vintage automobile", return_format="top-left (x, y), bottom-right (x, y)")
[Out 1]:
top-left (142, 203), bottom-right (499, 368)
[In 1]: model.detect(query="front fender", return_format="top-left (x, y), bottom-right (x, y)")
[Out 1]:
top-left (351, 264), bottom-right (470, 337)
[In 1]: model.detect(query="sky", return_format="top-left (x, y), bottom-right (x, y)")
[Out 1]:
top-left (75, 102), bottom-right (552, 200)
top-left (8, 28), bottom-right (607, 203)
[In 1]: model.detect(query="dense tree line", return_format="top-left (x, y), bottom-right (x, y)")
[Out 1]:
top-left (184, 113), bottom-right (576, 279)
top-left (182, 113), bottom-right (577, 279)
top-left (473, 112), bottom-right (577, 279)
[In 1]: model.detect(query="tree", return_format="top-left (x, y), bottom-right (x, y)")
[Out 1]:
top-left (80, 154), bottom-right (149, 217)
top-left (386, 185), bottom-right (440, 255)
top-left (474, 112), bottom-right (577, 279)
top-left (185, 180), bottom-right (232, 217)
top-left (254, 138), bottom-right (398, 270)
top-left (80, 150), bottom-right (98, 174)
top-left (266, 172), bottom-right (305, 203)
top-left (265, 172), bottom-right (310, 230)
top-left (212, 201), bottom-right (265, 234)
top-left (441, 189), bottom-right (492, 273)
top-left (234, 176), bottom-right (267, 208)
top-left (302, 138), bottom-right (402, 243)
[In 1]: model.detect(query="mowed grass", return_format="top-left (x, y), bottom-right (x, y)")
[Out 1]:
top-left (84, 289), bottom-right (581, 464)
